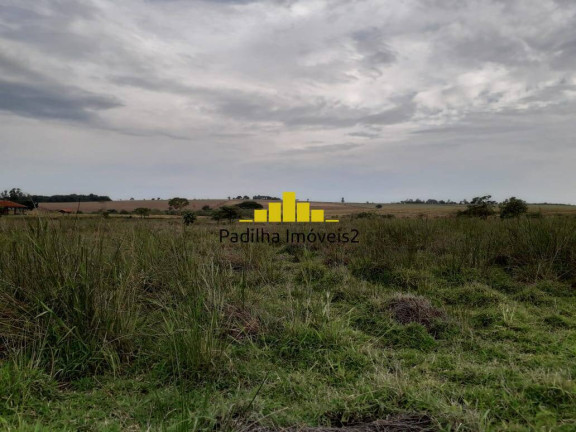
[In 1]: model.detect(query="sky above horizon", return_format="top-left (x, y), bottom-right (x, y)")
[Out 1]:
top-left (1, 0), bottom-right (576, 203)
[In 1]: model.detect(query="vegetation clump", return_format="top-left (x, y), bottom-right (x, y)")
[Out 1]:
top-left (499, 196), bottom-right (528, 219)
top-left (457, 195), bottom-right (497, 218)
top-left (235, 200), bottom-right (264, 210)
top-left (182, 210), bottom-right (196, 225)
top-left (168, 197), bottom-right (189, 211)
top-left (388, 293), bottom-right (445, 330)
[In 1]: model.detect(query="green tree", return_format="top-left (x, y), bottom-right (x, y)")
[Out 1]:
top-left (212, 206), bottom-right (241, 223)
top-left (499, 197), bottom-right (528, 219)
top-left (182, 210), bottom-right (197, 226)
top-left (1, 188), bottom-right (34, 208)
top-left (133, 207), bottom-right (151, 218)
top-left (168, 197), bottom-right (190, 211)
top-left (457, 195), bottom-right (496, 219)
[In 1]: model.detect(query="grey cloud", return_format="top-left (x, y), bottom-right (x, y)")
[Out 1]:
top-left (348, 131), bottom-right (381, 139)
top-left (0, 80), bottom-right (121, 121)
top-left (114, 74), bottom-right (415, 128)
top-left (351, 27), bottom-right (396, 71)
top-left (283, 142), bottom-right (362, 154)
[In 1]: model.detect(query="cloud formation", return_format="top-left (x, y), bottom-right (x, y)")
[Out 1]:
top-left (1, 0), bottom-right (576, 202)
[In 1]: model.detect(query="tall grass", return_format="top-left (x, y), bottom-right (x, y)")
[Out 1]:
top-left (1, 215), bottom-right (575, 429)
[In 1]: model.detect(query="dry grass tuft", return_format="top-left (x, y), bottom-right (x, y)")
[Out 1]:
top-left (222, 304), bottom-right (261, 341)
top-left (388, 293), bottom-right (445, 329)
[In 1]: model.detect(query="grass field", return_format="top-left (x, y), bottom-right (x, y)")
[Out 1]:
top-left (1, 215), bottom-right (575, 431)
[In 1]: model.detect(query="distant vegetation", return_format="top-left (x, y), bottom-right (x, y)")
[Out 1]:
top-left (400, 198), bottom-right (458, 204)
top-left (235, 200), bottom-right (263, 210)
top-left (252, 195), bottom-right (280, 200)
top-left (457, 195), bottom-right (497, 218)
top-left (1, 187), bottom-right (111, 208)
top-left (499, 197), bottom-right (528, 219)
top-left (31, 194), bottom-right (112, 203)
top-left (168, 197), bottom-right (189, 211)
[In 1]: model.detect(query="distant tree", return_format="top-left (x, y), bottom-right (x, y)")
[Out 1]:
top-left (243, 195), bottom-right (249, 200)
top-left (130, 197), bottom-right (135, 201)
top-left (457, 195), bottom-right (496, 219)
top-left (376, 204), bottom-right (383, 209)
top-left (212, 206), bottom-right (241, 223)
top-left (182, 210), bottom-right (197, 226)
top-left (236, 200), bottom-right (263, 210)
top-left (202, 205), bottom-right (211, 211)
top-left (252, 195), bottom-right (280, 200)
top-left (168, 197), bottom-right (190, 211)
top-left (341, 197), bottom-right (345, 203)
top-left (133, 207), bottom-right (151, 218)
top-left (235, 195), bottom-right (242, 200)
top-left (1, 188), bottom-right (34, 209)
top-left (499, 197), bottom-right (528, 219)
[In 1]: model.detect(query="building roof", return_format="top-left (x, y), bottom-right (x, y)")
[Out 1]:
top-left (0, 200), bottom-right (28, 209)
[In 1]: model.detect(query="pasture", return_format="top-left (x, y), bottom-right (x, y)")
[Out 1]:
top-left (1, 215), bottom-right (575, 431)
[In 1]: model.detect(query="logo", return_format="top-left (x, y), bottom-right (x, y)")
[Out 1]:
top-left (240, 192), bottom-right (339, 223)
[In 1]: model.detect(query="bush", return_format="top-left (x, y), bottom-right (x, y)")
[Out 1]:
top-left (457, 195), bottom-right (496, 218)
top-left (499, 197), bottom-right (528, 219)
top-left (211, 206), bottom-right (241, 223)
top-left (133, 207), bottom-right (151, 218)
top-left (235, 200), bottom-right (263, 210)
top-left (182, 210), bottom-right (196, 226)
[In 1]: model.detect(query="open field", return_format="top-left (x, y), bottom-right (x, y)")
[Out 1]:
top-left (37, 200), bottom-right (576, 219)
top-left (1, 216), bottom-right (576, 431)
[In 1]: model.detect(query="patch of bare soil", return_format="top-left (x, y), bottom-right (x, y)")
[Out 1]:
top-left (247, 414), bottom-right (434, 431)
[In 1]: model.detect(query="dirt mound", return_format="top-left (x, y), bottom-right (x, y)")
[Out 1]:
top-left (388, 294), bottom-right (445, 329)
top-left (248, 414), bottom-right (433, 431)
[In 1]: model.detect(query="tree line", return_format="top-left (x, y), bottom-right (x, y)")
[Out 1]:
top-left (1, 188), bottom-right (111, 208)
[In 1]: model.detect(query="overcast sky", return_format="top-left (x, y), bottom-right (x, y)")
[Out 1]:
top-left (1, 0), bottom-right (575, 203)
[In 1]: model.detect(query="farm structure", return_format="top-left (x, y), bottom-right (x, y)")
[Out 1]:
top-left (0, 200), bottom-right (28, 215)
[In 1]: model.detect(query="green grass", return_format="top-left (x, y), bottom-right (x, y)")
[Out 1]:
top-left (0, 215), bottom-right (575, 431)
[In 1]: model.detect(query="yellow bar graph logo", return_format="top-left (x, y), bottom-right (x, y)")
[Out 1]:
top-left (240, 192), bottom-right (339, 223)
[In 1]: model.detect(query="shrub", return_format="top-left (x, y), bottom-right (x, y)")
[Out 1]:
top-left (211, 206), bottom-right (241, 223)
top-left (235, 200), bottom-right (263, 210)
top-left (133, 207), bottom-right (151, 218)
top-left (182, 210), bottom-right (196, 226)
top-left (499, 197), bottom-right (528, 219)
top-left (457, 195), bottom-right (497, 218)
